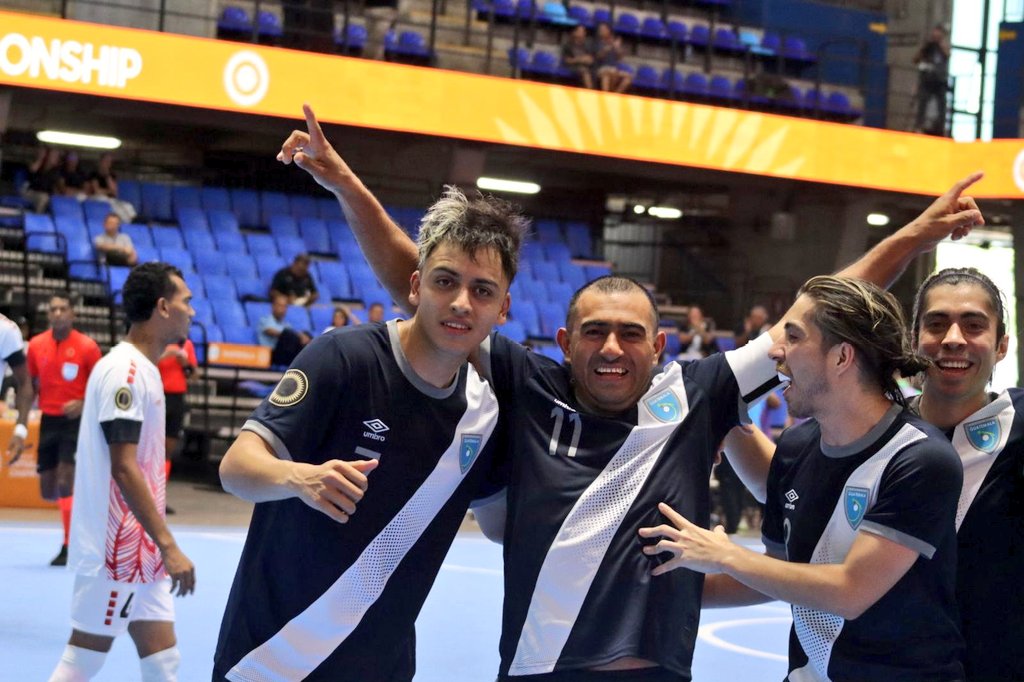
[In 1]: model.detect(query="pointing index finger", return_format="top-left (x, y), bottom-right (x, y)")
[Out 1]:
top-left (303, 103), bottom-right (326, 146)
top-left (946, 171), bottom-right (984, 200)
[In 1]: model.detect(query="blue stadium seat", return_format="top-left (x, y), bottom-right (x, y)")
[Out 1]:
top-left (140, 182), bottom-right (173, 222)
top-left (159, 247), bottom-right (195, 274)
top-left (50, 196), bottom-right (83, 222)
top-left (53, 215), bottom-right (88, 242)
top-left (26, 232), bottom-right (62, 254)
top-left (176, 207), bottom-right (209, 235)
top-left (24, 213), bottom-right (56, 235)
top-left (709, 75), bottom-right (737, 101)
top-left (760, 32), bottom-right (781, 56)
top-left (226, 257), bottom-right (258, 280)
top-left (200, 187), bottom-right (231, 212)
top-left (284, 305), bottom-right (311, 332)
top-left (509, 299), bottom-right (541, 337)
top-left (202, 274), bottom-right (238, 300)
top-left (289, 195), bottom-right (319, 219)
top-left (584, 264), bottom-right (612, 280)
top-left (214, 230), bottom-right (246, 254)
top-left (544, 242), bottom-right (572, 263)
top-left (276, 236), bottom-right (307, 262)
top-left (682, 72), bottom-right (709, 98)
top-left (217, 6), bottom-right (252, 33)
top-left (256, 10), bottom-right (283, 40)
top-left (534, 220), bottom-right (562, 244)
top-left (335, 22), bottom-right (367, 53)
top-left (713, 28), bottom-right (740, 54)
top-left (151, 226), bottom-right (185, 251)
top-left (592, 8), bottom-right (610, 25)
top-left (136, 245), bottom-right (161, 263)
top-left (661, 325), bottom-right (681, 358)
top-left (246, 233), bottom-right (279, 257)
top-left (317, 197), bottom-right (342, 220)
top-left (183, 229), bottom-right (216, 254)
top-left (546, 282), bottom-right (574, 308)
top-left (633, 64), bottom-right (663, 93)
top-left (222, 325), bottom-right (257, 346)
top-left (499, 320), bottom-right (527, 343)
top-left (117, 180), bottom-right (142, 211)
top-left (361, 287), bottom-right (391, 312)
top-left (207, 209), bottom-right (240, 234)
top-left (532, 261), bottom-right (559, 283)
top-left (521, 241), bottom-right (545, 262)
top-left (567, 4), bottom-right (591, 27)
top-left (309, 305), bottom-right (335, 332)
top-left (214, 299), bottom-right (247, 329)
top-left (268, 214), bottom-right (300, 240)
top-left (614, 12), bottom-right (641, 39)
top-left (783, 36), bottom-right (813, 64)
top-left (82, 200), bottom-right (113, 224)
top-left (172, 186), bottom-right (202, 213)
top-left (195, 251), bottom-right (229, 276)
top-left (184, 273), bottom-right (205, 299)
top-left (535, 344), bottom-right (565, 363)
top-left (508, 46), bottom-right (530, 70)
top-left (521, 278), bottom-right (548, 304)
top-left (261, 191), bottom-right (291, 226)
top-left (69, 261), bottom-right (103, 281)
top-left (66, 236), bottom-right (94, 264)
top-left (542, 1), bottom-right (576, 26)
top-left (689, 24), bottom-right (710, 48)
top-left (108, 265), bottom-right (132, 302)
top-left (734, 78), bottom-right (771, 107)
top-left (122, 223), bottom-right (153, 250)
top-left (666, 20), bottom-right (687, 44)
top-left (565, 222), bottom-right (593, 258)
top-left (537, 301), bottom-right (565, 338)
top-left (229, 189), bottom-right (261, 227)
top-left (235, 276), bottom-right (267, 301)
top-left (244, 302), bottom-right (272, 328)
top-left (316, 262), bottom-right (352, 299)
top-left (255, 254), bottom-right (285, 281)
top-left (662, 68), bottom-right (686, 94)
top-left (299, 218), bottom-right (332, 254)
top-left (558, 261), bottom-right (587, 290)
top-left (640, 17), bottom-right (666, 42)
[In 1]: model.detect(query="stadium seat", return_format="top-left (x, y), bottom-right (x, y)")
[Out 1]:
top-left (614, 13), bottom-right (641, 39)
top-left (299, 218), bottom-right (332, 254)
top-left (151, 226), bottom-right (185, 251)
top-left (361, 287), bottom-right (391, 312)
top-left (193, 248), bottom-right (228, 275)
top-left (222, 325), bottom-right (257, 346)
top-left (537, 302), bottom-right (565, 338)
top-left (268, 214), bottom-right (300, 239)
top-left (709, 75), bottom-right (737, 101)
top-left (509, 299), bottom-right (541, 337)
top-left (276, 236), bottom-right (307, 262)
top-left (229, 189), bottom-right (261, 227)
top-left (713, 28), bottom-right (741, 54)
top-left (183, 229), bottom-right (216, 254)
top-left (107, 265), bottom-right (132, 302)
top-left (214, 230), bottom-right (246, 254)
top-left (284, 305), bottom-right (311, 332)
top-left (565, 222), bottom-right (593, 258)
top-left (214, 299), bottom-right (247, 329)
top-left (235, 277), bottom-right (266, 301)
top-left (244, 302), bottom-right (273, 328)
top-left (317, 197), bottom-right (343, 220)
top-left (316, 262), bottom-right (352, 299)
top-left (567, 5), bottom-right (590, 27)
top-left (289, 195), bottom-right (319, 219)
top-left (542, 1), bottom-right (576, 26)
top-left (335, 23), bottom-right (367, 54)
top-left (544, 242), bottom-right (572, 263)
top-left (500, 320), bottom-right (527, 343)
top-left (246, 233), bottom-right (279, 257)
top-left (159, 247), bottom-right (195, 274)
top-left (592, 8), bottom-right (610, 25)
top-left (546, 282), bottom-right (574, 309)
top-left (682, 72), bottom-right (709, 98)
top-left (783, 36), bottom-right (813, 64)
top-left (256, 10), bottom-right (283, 41)
top-left (535, 344), bottom-right (565, 363)
top-left (661, 68), bottom-right (686, 95)
top-left (558, 261), bottom-right (587, 291)
top-left (217, 6), bottom-right (252, 34)
top-left (135, 245), bottom-right (160, 263)
top-left (261, 191), bottom-right (291, 226)
top-left (584, 264), bottom-right (612, 280)
top-left (521, 241), bottom-right (545, 262)
top-left (82, 200), bottom-right (113, 224)
top-left (140, 182), bottom-right (173, 222)
top-left (176, 207), bottom-right (209, 235)
top-left (122, 223), bottom-right (153, 250)
top-left (172, 186), bottom-right (202, 213)
top-left (666, 20), bottom-right (687, 44)
top-left (200, 187), bottom-right (232, 212)
top-left (226, 257), bottom-right (258, 280)
top-left (202, 274), bottom-right (238, 301)
top-left (633, 64), bottom-right (663, 93)
top-left (532, 261), bottom-right (559, 283)
top-left (207, 209), bottom-right (241, 235)
top-left (255, 254), bottom-right (285, 281)
top-left (689, 24), bottom-right (710, 49)
top-left (535, 220), bottom-right (562, 244)
top-left (50, 196), bottom-right (83, 222)
top-left (117, 180), bottom-right (142, 211)
top-left (640, 17), bottom-right (666, 43)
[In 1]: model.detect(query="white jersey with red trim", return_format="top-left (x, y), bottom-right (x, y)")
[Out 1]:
top-left (68, 342), bottom-right (167, 583)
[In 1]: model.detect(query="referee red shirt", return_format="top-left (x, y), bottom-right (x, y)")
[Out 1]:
top-left (27, 328), bottom-right (102, 416)
top-left (158, 339), bottom-right (197, 395)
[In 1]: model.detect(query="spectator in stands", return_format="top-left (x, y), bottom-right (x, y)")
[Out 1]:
top-left (157, 338), bottom-right (197, 508)
top-left (59, 151), bottom-right (87, 197)
top-left (677, 304), bottom-right (718, 360)
top-left (92, 213), bottom-right (138, 267)
top-left (366, 302), bottom-right (385, 324)
top-left (561, 25), bottom-right (594, 89)
top-left (259, 293), bottom-right (312, 366)
top-left (21, 146), bottom-right (62, 213)
top-left (86, 152), bottom-right (137, 223)
top-left (914, 24), bottom-right (950, 137)
top-left (269, 253), bottom-right (319, 306)
top-left (734, 304), bottom-right (770, 348)
top-left (364, 0), bottom-right (405, 60)
top-left (593, 21), bottom-right (631, 93)
top-left (322, 305), bottom-right (359, 333)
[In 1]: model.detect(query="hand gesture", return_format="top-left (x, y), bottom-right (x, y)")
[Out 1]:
top-left (638, 502), bottom-right (736, 576)
top-left (907, 171), bottom-right (985, 248)
top-left (161, 544), bottom-right (196, 597)
top-left (277, 104), bottom-right (355, 196)
top-left (294, 458), bottom-right (379, 523)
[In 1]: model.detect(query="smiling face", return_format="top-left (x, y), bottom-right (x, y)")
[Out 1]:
top-left (557, 288), bottom-right (665, 416)
top-left (408, 242), bottom-right (510, 361)
top-left (916, 282), bottom-right (1008, 413)
top-left (769, 294), bottom-right (832, 420)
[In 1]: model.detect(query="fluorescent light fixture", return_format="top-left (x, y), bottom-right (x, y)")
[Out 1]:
top-left (866, 212), bottom-right (890, 227)
top-left (633, 205), bottom-right (646, 214)
top-left (36, 130), bottom-right (122, 150)
top-left (476, 177), bottom-right (540, 194)
top-left (648, 206), bottom-right (682, 219)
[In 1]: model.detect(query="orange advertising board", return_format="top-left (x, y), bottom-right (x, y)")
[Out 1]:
top-left (207, 342), bottom-right (271, 368)
top-left (0, 418), bottom-right (53, 509)
top-left (3, 10), bottom-right (1024, 197)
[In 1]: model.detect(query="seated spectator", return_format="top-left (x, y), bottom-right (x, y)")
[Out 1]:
top-left (734, 304), bottom-right (771, 348)
top-left (677, 304), bottom-right (718, 360)
top-left (85, 152), bottom-right (137, 223)
top-left (21, 146), bottom-right (62, 213)
top-left (259, 293), bottom-right (312, 366)
top-left (593, 22), bottom-right (631, 93)
top-left (92, 213), bottom-right (138, 266)
top-left (366, 301), bottom-right (386, 324)
top-left (321, 305), bottom-right (360, 334)
top-left (561, 25), bottom-right (594, 89)
top-left (269, 253), bottom-right (319, 306)
top-left (59, 151), bottom-right (87, 197)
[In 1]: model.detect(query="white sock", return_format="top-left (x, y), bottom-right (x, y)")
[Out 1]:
top-left (140, 646), bottom-right (181, 682)
top-left (48, 645), bottom-right (107, 682)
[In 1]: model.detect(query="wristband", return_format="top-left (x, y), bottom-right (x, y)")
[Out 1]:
top-left (13, 423), bottom-right (27, 440)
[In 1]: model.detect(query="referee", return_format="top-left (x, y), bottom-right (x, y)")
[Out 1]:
top-left (27, 293), bottom-right (101, 566)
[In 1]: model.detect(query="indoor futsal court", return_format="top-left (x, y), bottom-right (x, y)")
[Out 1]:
top-left (0, 479), bottom-right (790, 681)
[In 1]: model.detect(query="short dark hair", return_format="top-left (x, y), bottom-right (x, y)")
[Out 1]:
top-left (799, 276), bottom-right (930, 405)
top-left (49, 291), bottom-right (74, 306)
top-left (566, 275), bottom-right (659, 332)
top-left (911, 267), bottom-right (1006, 345)
top-left (122, 262), bottom-right (183, 324)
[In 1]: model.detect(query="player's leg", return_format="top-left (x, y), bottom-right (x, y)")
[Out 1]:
top-left (49, 574), bottom-right (134, 681)
top-left (52, 423), bottom-right (78, 565)
top-left (127, 578), bottom-right (180, 681)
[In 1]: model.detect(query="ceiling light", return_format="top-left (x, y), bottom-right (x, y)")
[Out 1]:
top-left (633, 205), bottom-right (646, 214)
top-left (476, 177), bottom-right (540, 194)
top-left (866, 212), bottom-right (890, 227)
top-left (648, 206), bottom-right (682, 219)
top-left (36, 130), bottom-right (122, 149)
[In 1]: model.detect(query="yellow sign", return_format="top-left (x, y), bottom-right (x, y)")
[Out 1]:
top-left (207, 342), bottom-right (271, 368)
top-left (3, 10), bottom-right (1024, 198)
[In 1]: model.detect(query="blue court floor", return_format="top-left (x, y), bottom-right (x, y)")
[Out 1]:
top-left (0, 522), bottom-right (790, 681)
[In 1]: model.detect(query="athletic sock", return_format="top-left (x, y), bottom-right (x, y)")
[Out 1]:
top-left (164, 459), bottom-right (172, 480)
top-left (47, 644), bottom-right (107, 682)
top-left (58, 495), bottom-right (73, 546)
top-left (140, 646), bottom-right (181, 682)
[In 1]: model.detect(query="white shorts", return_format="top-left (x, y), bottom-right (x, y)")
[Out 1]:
top-left (70, 574), bottom-right (175, 637)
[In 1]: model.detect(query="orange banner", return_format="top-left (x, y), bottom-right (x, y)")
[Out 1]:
top-left (0, 418), bottom-right (52, 509)
top-left (207, 342), bottom-right (271, 368)
top-left (3, 10), bottom-right (1024, 197)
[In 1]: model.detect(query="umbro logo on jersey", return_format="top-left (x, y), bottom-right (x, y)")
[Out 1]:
top-left (784, 489), bottom-right (799, 510)
top-left (363, 419), bottom-right (389, 442)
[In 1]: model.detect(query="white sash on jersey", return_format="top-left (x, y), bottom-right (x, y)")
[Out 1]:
top-left (950, 389), bottom-right (1014, 531)
top-left (508, 364), bottom-right (690, 676)
top-left (227, 370), bottom-right (499, 682)
top-left (788, 423), bottom-right (926, 682)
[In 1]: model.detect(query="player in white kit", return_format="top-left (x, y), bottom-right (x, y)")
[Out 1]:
top-left (49, 262), bottom-right (197, 682)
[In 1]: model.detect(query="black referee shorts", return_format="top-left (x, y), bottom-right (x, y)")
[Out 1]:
top-left (37, 414), bottom-right (81, 473)
top-left (165, 392), bottom-right (189, 438)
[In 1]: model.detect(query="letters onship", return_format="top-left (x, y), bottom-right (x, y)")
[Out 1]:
top-left (0, 33), bottom-right (142, 88)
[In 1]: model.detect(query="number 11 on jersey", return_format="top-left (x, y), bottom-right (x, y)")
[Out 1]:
top-left (549, 406), bottom-right (581, 458)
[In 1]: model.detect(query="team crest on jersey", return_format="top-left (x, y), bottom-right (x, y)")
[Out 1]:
top-left (61, 362), bottom-right (79, 381)
top-left (965, 417), bottom-right (1000, 453)
top-left (644, 389), bottom-right (682, 423)
top-left (844, 486), bottom-right (869, 529)
top-left (114, 387), bottom-right (133, 411)
top-left (269, 369), bottom-right (309, 407)
top-left (460, 434), bottom-right (483, 473)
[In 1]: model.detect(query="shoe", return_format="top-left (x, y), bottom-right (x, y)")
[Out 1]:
top-left (50, 545), bottom-right (68, 566)
top-left (165, 506), bottom-right (176, 515)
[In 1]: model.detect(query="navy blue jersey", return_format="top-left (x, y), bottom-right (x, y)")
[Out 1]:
top-left (214, 321), bottom-right (503, 682)
top-left (763, 406), bottom-right (964, 682)
top-left (483, 332), bottom-right (778, 679)
top-left (910, 389), bottom-right (1024, 681)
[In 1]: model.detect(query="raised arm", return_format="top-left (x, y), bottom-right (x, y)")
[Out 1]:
top-left (278, 104), bottom-right (418, 309)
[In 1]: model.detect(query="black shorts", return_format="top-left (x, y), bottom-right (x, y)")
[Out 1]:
top-left (37, 414), bottom-right (81, 473)
top-left (165, 393), bottom-right (189, 438)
